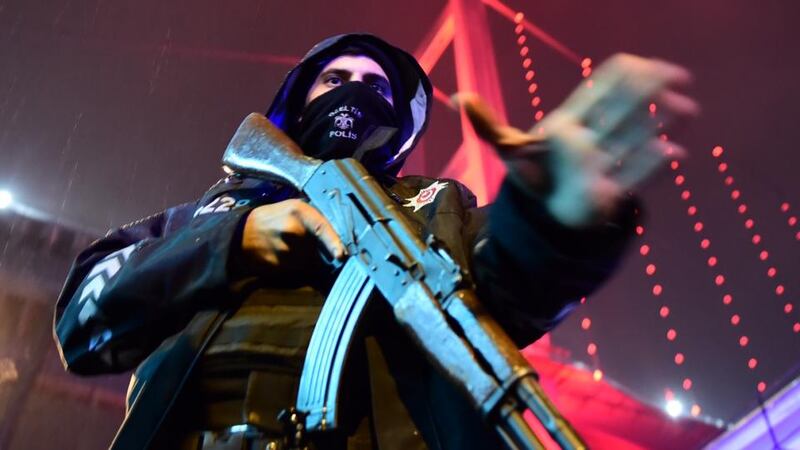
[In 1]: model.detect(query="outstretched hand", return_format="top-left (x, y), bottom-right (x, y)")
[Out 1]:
top-left (455, 53), bottom-right (699, 227)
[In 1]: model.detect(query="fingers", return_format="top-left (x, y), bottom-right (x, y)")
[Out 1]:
top-left (658, 89), bottom-right (701, 118)
top-left (292, 201), bottom-right (347, 260)
top-left (561, 54), bottom-right (695, 129)
top-left (241, 200), bottom-right (347, 272)
top-left (610, 138), bottom-right (686, 190)
top-left (451, 92), bottom-right (545, 155)
top-left (592, 88), bottom-right (696, 171)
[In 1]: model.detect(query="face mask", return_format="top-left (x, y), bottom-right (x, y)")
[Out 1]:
top-left (291, 82), bottom-right (400, 172)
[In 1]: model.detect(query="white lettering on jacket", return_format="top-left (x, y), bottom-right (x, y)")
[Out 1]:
top-left (193, 195), bottom-right (251, 217)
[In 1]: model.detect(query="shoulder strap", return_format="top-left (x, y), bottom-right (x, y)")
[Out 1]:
top-left (110, 309), bottom-right (229, 450)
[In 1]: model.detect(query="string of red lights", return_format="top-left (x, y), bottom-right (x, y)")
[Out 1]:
top-left (781, 202), bottom-right (800, 244)
top-left (778, 202), bottom-right (800, 244)
top-left (512, 13), bottom-right (546, 124)
top-left (667, 144), bottom-right (768, 394)
top-left (509, 10), bottom-right (605, 383)
top-left (710, 146), bottom-right (800, 337)
top-left (634, 219), bottom-right (702, 417)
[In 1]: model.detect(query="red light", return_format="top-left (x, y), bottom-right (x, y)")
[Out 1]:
top-left (681, 190), bottom-right (691, 200)
top-left (531, 96), bottom-right (541, 107)
top-left (593, 369), bottom-right (603, 381)
top-left (646, 264), bottom-right (656, 275)
top-left (745, 219), bottom-right (754, 229)
top-left (670, 161), bottom-right (679, 170)
top-left (636, 226), bottom-right (645, 235)
top-left (759, 251), bottom-right (768, 261)
top-left (660, 133), bottom-right (668, 141)
top-left (587, 343), bottom-right (597, 356)
top-left (793, 323), bottom-right (800, 333)
top-left (789, 216), bottom-right (798, 226)
top-left (581, 58), bottom-right (592, 68)
top-left (580, 296), bottom-right (587, 304)
top-left (781, 202), bottom-right (790, 212)
top-left (517, 35), bottom-right (527, 45)
top-left (718, 163), bottom-right (728, 172)
top-left (712, 146), bottom-right (724, 157)
top-left (639, 244), bottom-right (650, 256)
top-left (723, 294), bottom-right (733, 305)
top-left (739, 336), bottom-right (749, 347)
top-left (731, 314), bottom-right (740, 325)
top-left (675, 175), bottom-right (685, 186)
top-left (767, 267), bottom-right (777, 277)
top-left (724, 176), bottom-right (734, 185)
top-left (715, 275), bottom-right (725, 286)
top-left (665, 389), bottom-right (675, 401)
top-left (649, 103), bottom-right (657, 115)
top-left (520, 46), bottom-right (529, 56)
top-left (581, 318), bottom-right (592, 330)
top-left (757, 382), bottom-right (767, 393)
top-left (659, 306), bottom-right (670, 318)
top-left (748, 358), bottom-right (757, 369)
top-left (682, 378), bottom-right (692, 390)
top-left (674, 353), bottom-right (685, 365)
top-left (784, 303), bottom-right (793, 314)
top-left (514, 24), bottom-right (524, 34)
top-left (796, 231), bottom-right (800, 241)
top-left (534, 110), bottom-right (544, 121)
top-left (667, 329), bottom-right (677, 341)
top-left (525, 71), bottom-right (535, 81)
top-left (691, 404), bottom-right (702, 417)
top-left (581, 67), bottom-right (592, 78)
top-left (707, 256), bottom-right (718, 267)
top-left (731, 190), bottom-right (741, 200)
top-left (653, 284), bottom-right (663, 296)
top-left (688, 206), bottom-right (697, 216)
top-left (694, 222), bottom-right (704, 232)
top-left (752, 234), bottom-right (761, 244)
top-left (514, 12), bottom-right (524, 23)
top-left (776, 285), bottom-right (785, 295)
top-left (700, 238), bottom-right (711, 249)
top-left (522, 57), bottom-right (532, 68)
top-left (738, 204), bottom-right (747, 214)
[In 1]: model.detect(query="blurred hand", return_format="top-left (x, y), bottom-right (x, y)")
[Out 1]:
top-left (239, 199), bottom-right (346, 274)
top-left (455, 53), bottom-right (699, 227)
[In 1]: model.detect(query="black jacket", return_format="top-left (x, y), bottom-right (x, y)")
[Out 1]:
top-left (54, 171), bottom-right (635, 449)
top-left (54, 33), bottom-right (636, 449)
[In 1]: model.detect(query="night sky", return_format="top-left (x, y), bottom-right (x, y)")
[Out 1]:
top-left (1, 0), bottom-right (799, 424)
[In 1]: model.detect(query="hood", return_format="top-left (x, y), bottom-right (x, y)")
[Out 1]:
top-left (266, 33), bottom-right (432, 175)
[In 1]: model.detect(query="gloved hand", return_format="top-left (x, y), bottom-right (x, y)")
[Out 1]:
top-left (455, 53), bottom-right (699, 227)
top-left (237, 199), bottom-right (346, 276)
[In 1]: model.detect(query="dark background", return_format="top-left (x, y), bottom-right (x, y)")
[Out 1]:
top-left (0, 0), bottom-right (799, 443)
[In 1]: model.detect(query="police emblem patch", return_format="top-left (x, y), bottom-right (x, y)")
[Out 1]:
top-left (403, 180), bottom-right (448, 212)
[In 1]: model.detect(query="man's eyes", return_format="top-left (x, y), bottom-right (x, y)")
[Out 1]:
top-left (322, 74), bottom-right (389, 97)
top-left (324, 75), bottom-right (343, 86)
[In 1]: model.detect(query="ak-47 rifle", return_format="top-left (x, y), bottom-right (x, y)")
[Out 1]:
top-left (222, 112), bottom-right (587, 450)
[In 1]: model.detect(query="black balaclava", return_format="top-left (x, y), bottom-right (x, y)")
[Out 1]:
top-left (290, 82), bottom-right (400, 174)
top-left (266, 34), bottom-right (432, 177)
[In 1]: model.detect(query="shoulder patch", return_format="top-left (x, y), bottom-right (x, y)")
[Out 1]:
top-left (403, 180), bottom-right (448, 212)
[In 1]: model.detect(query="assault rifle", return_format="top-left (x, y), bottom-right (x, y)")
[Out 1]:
top-left (222, 113), bottom-right (587, 450)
